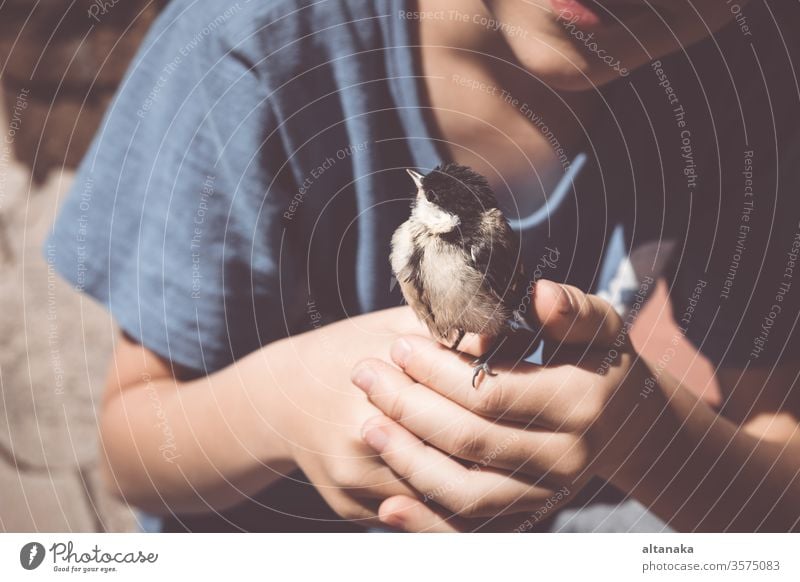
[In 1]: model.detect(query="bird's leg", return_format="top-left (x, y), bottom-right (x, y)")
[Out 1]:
top-left (471, 334), bottom-right (508, 388)
top-left (450, 328), bottom-right (466, 351)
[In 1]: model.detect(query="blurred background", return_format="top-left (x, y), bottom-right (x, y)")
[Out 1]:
top-left (0, 0), bottom-right (168, 532)
top-left (0, 0), bottom-right (719, 533)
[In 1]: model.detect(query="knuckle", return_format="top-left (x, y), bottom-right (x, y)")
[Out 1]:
top-left (353, 356), bottom-right (376, 369)
top-left (565, 404), bottom-right (598, 433)
top-left (552, 451), bottom-right (587, 480)
top-left (322, 487), bottom-right (373, 522)
top-left (415, 353), bottom-right (440, 387)
top-left (470, 377), bottom-right (507, 416)
top-left (337, 501), bottom-right (371, 521)
top-left (450, 422), bottom-right (486, 460)
top-left (384, 386), bottom-right (412, 421)
top-left (328, 464), bottom-right (361, 491)
top-left (384, 443), bottom-right (417, 479)
top-left (455, 495), bottom-right (485, 519)
top-left (359, 357), bottom-right (392, 375)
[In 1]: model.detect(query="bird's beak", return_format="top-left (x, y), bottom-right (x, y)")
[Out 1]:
top-left (406, 168), bottom-right (425, 190)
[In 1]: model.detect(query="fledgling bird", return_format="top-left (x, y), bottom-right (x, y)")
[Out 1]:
top-left (390, 163), bottom-right (541, 387)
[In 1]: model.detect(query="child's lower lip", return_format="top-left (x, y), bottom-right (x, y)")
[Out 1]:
top-left (550, 0), bottom-right (603, 29)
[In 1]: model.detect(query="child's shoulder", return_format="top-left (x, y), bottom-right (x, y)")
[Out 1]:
top-left (161, 0), bottom-right (388, 43)
top-left (155, 0), bottom-right (393, 76)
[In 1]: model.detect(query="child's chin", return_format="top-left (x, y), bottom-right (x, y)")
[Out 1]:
top-left (523, 54), bottom-right (632, 92)
top-left (539, 69), bottom-right (618, 93)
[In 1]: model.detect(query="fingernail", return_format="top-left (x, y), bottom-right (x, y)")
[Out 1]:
top-left (351, 366), bottom-right (377, 395)
top-left (362, 423), bottom-right (390, 453)
top-left (540, 280), bottom-right (573, 315)
top-left (560, 285), bottom-right (576, 315)
top-left (380, 512), bottom-right (404, 529)
top-left (391, 338), bottom-right (412, 367)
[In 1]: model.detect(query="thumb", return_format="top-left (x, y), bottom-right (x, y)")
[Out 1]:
top-left (533, 279), bottom-right (626, 348)
top-left (433, 280), bottom-right (626, 357)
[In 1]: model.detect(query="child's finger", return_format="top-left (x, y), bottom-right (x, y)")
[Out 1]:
top-left (361, 415), bottom-right (556, 517)
top-left (378, 495), bottom-right (464, 532)
top-left (534, 280), bottom-right (625, 348)
top-left (379, 495), bottom-right (558, 533)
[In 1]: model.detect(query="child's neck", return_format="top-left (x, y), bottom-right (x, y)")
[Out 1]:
top-left (415, 0), bottom-right (600, 209)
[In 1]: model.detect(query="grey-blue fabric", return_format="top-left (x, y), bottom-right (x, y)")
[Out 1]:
top-left (47, 0), bottom-right (800, 373)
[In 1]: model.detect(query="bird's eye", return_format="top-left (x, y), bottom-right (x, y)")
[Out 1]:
top-left (425, 190), bottom-right (438, 202)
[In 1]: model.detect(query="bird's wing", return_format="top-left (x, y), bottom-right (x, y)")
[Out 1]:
top-left (469, 208), bottom-right (526, 309)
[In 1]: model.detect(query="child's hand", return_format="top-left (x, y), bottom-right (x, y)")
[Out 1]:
top-left (266, 306), bottom-right (434, 525)
top-left (352, 281), bottom-right (659, 531)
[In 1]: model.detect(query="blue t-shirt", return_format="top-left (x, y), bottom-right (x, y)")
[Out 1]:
top-left (47, 0), bottom-right (800, 530)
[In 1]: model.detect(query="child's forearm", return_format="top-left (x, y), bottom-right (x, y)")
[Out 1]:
top-left (100, 340), bottom-right (297, 515)
top-left (608, 372), bottom-right (800, 532)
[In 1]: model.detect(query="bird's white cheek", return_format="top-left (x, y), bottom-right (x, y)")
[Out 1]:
top-left (413, 197), bottom-right (460, 234)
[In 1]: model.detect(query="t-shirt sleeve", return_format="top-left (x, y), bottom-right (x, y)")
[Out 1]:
top-left (46, 1), bottom-right (292, 373)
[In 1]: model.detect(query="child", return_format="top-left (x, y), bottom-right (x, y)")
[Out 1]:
top-left (48, 0), bottom-right (800, 531)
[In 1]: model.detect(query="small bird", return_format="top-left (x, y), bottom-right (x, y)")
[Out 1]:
top-left (390, 163), bottom-right (541, 387)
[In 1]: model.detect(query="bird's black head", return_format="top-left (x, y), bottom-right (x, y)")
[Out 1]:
top-left (410, 164), bottom-right (499, 220)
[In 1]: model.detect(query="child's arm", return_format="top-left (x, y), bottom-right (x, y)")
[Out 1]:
top-left (354, 281), bottom-right (800, 531)
top-left (100, 307), bottom-right (425, 521)
top-left (100, 332), bottom-right (295, 514)
top-left (607, 364), bottom-right (800, 532)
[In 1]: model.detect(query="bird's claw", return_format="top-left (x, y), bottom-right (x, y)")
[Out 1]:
top-left (471, 360), bottom-right (496, 388)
